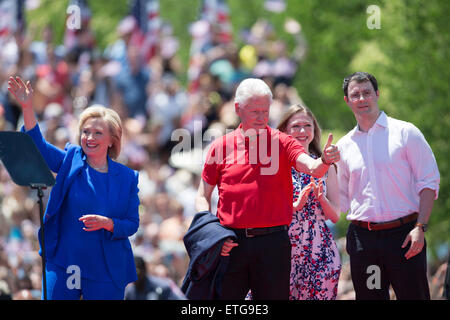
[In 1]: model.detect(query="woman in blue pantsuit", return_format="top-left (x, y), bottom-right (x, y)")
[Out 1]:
top-left (8, 76), bottom-right (140, 300)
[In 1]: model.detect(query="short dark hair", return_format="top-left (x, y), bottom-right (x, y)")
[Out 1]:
top-left (343, 72), bottom-right (378, 97)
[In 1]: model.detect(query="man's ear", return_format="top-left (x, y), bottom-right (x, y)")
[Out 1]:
top-left (235, 102), bottom-right (240, 115)
top-left (344, 96), bottom-right (349, 105)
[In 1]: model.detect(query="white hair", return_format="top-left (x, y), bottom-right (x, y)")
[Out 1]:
top-left (234, 78), bottom-right (273, 107)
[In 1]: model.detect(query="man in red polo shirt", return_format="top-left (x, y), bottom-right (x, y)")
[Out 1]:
top-left (195, 78), bottom-right (340, 300)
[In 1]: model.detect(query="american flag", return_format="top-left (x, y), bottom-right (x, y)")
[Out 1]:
top-left (187, 0), bottom-right (233, 92)
top-left (129, 0), bottom-right (161, 63)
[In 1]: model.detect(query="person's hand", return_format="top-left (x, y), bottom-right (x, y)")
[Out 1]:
top-left (79, 214), bottom-right (114, 232)
top-left (321, 133), bottom-right (340, 165)
top-left (221, 238), bottom-right (238, 256)
top-left (7, 76), bottom-right (33, 109)
top-left (293, 181), bottom-right (314, 211)
top-left (312, 180), bottom-right (325, 201)
top-left (402, 226), bottom-right (425, 260)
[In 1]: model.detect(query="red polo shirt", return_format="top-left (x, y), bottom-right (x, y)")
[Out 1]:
top-left (202, 125), bottom-right (305, 228)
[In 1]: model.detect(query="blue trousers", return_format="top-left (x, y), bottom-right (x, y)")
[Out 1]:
top-left (43, 261), bottom-right (124, 300)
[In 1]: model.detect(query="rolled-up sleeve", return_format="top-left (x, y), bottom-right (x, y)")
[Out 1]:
top-left (405, 124), bottom-right (440, 199)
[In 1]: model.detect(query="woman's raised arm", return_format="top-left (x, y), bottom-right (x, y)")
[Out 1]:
top-left (8, 76), bottom-right (37, 130)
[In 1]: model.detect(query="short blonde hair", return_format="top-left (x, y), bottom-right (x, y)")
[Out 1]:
top-left (77, 105), bottom-right (122, 159)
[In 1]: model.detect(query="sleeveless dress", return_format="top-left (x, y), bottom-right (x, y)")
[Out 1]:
top-left (289, 162), bottom-right (341, 300)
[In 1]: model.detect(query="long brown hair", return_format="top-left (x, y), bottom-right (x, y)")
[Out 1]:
top-left (277, 104), bottom-right (322, 157)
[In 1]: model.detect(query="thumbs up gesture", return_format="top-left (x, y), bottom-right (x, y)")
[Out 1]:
top-left (321, 133), bottom-right (340, 165)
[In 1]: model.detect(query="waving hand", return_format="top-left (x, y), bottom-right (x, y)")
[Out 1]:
top-left (7, 76), bottom-right (36, 130)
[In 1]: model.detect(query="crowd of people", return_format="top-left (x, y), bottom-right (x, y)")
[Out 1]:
top-left (0, 12), bottom-right (448, 300)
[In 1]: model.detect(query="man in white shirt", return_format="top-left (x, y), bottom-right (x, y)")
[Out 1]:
top-left (337, 72), bottom-right (440, 300)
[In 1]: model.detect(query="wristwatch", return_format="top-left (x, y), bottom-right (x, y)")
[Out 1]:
top-left (415, 222), bottom-right (428, 232)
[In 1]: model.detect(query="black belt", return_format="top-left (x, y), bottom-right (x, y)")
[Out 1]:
top-left (231, 225), bottom-right (288, 238)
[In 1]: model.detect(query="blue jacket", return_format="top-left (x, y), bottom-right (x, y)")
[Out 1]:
top-left (181, 211), bottom-right (236, 300)
top-left (23, 124), bottom-right (140, 290)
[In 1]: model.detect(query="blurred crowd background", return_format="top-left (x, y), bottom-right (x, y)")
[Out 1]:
top-left (0, 0), bottom-right (448, 300)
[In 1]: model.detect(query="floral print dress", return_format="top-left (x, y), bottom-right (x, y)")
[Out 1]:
top-left (289, 166), bottom-right (341, 300)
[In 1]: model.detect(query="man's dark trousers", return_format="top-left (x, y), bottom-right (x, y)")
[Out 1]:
top-left (219, 229), bottom-right (291, 300)
top-left (346, 220), bottom-right (429, 300)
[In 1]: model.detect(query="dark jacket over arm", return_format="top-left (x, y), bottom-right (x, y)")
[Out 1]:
top-left (181, 211), bottom-right (236, 300)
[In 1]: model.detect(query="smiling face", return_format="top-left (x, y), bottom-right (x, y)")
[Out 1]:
top-left (285, 112), bottom-right (314, 151)
top-left (344, 80), bottom-right (380, 119)
top-left (80, 117), bottom-right (112, 161)
top-left (235, 95), bottom-right (271, 132)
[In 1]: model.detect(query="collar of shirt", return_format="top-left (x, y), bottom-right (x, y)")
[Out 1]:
top-left (236, 123), bottom-right (271, 144)
top-left (352, 111), bottom-right (388, 136)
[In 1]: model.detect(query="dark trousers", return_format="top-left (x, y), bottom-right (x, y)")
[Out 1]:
top-left (346, 221), bottom-right (430, 300)
top-left (219, 229), bottom-right (291, 300)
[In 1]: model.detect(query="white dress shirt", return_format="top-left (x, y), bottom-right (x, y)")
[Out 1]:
top-left (337, 112), bottom-right (440, 222)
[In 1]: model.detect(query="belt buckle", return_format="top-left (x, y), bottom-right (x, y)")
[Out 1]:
top-left (368, 222), bottom-right (372, 231)
top-left (245, 228), bottom-right (255, 238)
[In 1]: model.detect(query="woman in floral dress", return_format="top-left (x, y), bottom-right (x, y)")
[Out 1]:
top-left (278, 104), bottom-right (341, 300)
